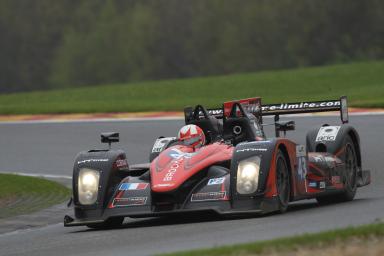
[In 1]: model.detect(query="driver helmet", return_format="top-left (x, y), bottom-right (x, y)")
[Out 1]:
top-left (178, 124), bottom-right (205, 148)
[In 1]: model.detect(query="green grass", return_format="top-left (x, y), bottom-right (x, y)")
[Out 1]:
top-left (0, 173), bottom-right (70, 218)
top-left (159, 222), bottom-right (384, 256)
top-left (0, 60), bottom-right (384, 115)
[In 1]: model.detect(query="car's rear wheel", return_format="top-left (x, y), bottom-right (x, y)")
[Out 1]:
top-left (86, 216), bottom-right (124, 229)
top-left (276, 150), bottom-right (290, 213)
top-left (316, 135), bottom-right (358, 204)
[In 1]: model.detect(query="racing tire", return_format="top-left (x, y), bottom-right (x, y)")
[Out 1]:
top-left (316, 135), bottom-right (358, 204)
top-left (276, 150), bottom-right (290, 213)
top-left (86, 216), bottom-right (124, 229)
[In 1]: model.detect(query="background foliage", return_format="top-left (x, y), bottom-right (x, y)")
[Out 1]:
top-left (0, 0), bottom-right (383, 92)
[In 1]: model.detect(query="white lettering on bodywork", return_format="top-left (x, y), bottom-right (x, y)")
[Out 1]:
top-left (236, 148), bottom-right (267, 153)
top-left (163, 159), bottom-right (183, 181)
top-left (77, 159), bottom-right (109, 164)
top-left (315, 126), bottom-right (340, 142)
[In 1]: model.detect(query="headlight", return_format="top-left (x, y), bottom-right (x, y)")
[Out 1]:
top-left (236, 156), bottom-right (261, 194)
top-left (78, 168), bottom-right (100, 205)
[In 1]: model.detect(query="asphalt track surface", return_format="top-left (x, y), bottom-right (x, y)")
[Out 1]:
top-left (0, 115), bottom-right (383, 256)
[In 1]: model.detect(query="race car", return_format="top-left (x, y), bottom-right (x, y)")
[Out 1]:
top-left (64, 96), bottom-right (371, 228)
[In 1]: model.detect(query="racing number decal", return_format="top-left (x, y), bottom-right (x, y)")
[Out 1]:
top-left (152, 137), bottom-right (176, 153)
top-left (296, 145), bottom-right (308, 193)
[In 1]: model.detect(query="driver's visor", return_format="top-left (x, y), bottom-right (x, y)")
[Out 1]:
top-left (181, 136), bottom-right (201, 146)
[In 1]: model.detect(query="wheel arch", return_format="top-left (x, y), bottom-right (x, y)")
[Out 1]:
top-left (306, 124), bottom-right (362, 167)
top-left (72, 149), bottom-right (128, 216)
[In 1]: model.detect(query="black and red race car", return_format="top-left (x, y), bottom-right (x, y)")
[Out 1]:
top-left (64, 96), bottom-right (371, 228)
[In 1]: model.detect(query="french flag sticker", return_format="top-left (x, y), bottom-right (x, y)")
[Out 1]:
top-left (119, 183), bottom-right (148, 191)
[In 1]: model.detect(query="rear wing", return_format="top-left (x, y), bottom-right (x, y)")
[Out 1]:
top-left (205, 96), bottom-right (349, 124)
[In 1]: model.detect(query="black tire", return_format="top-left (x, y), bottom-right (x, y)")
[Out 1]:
top-left (275, 150), bottom-right (290, 213)
top-left (86, 216), bottom-right (124, 229)
top-left (316, 135), bottom-right (358, 204)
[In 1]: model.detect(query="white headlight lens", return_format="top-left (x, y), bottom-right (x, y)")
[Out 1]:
top-left (236, 156), bottom-right (261, 194)
top-left (78, 168), bottom-right (100, 205)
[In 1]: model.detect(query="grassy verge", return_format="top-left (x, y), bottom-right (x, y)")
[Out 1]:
top-left (159, 222), bottom-right (384, 256)
top-left (0, 60), bottom-right (384, 115)
top-left (0, 173), bottom-right (70, 219)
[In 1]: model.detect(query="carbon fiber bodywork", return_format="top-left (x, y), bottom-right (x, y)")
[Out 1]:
top-left (64, 97), bottom-right (371, 228)
top-left (66, 147), bottom-right (281, 227)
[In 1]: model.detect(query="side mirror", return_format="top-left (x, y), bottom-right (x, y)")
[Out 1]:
top-left (275, 120), bottom-right (295, 136)
top-left (340, 96), bottom-right (349, 124)
top-left (184, 106), bottom-right (193, 123)
top-left (101, 132), bottom-right (119, 149)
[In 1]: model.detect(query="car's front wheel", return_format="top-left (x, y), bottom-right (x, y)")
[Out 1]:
top-left (275, 150), bottom-right (290, 213)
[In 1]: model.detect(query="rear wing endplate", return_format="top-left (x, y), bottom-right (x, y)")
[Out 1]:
top-left (205, 96), bottom-right (349, 124)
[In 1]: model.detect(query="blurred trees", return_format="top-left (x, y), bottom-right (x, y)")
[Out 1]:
top-left (0, 0), bottom-right (383, 92)
top-left (0, 0), bottom-right (80, 92)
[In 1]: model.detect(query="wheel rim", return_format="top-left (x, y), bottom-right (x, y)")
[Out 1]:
top-left (276, 156), bottom-right (289, 205)
top-left (345, 143), bottom-right (357, 190)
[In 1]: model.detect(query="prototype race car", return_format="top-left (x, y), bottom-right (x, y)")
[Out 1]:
top-left (64, 96), bottom-right (371, 228)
